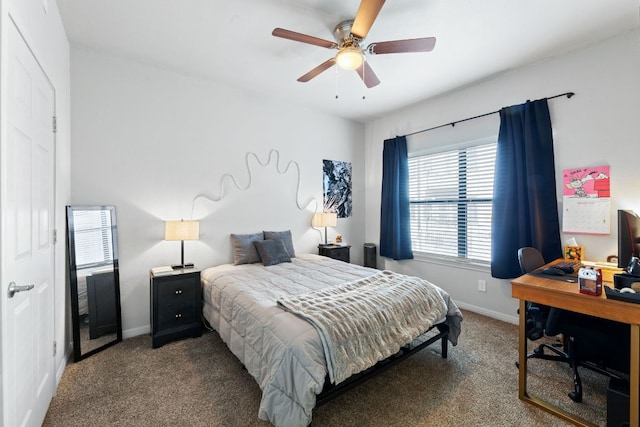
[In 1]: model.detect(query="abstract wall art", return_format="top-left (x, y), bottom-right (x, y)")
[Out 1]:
top-left (322, 159), bottom-right (352, 218)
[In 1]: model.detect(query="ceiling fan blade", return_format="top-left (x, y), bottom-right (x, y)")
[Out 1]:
top-left (297, 58), bottom-right (336, 82)
top-left (272, 28), bottom-right (336, 49)
top-left (351, 0), bottom-right (386, 40)
top-left (368, 37), bottom-right (436, 54)
top-left (355, 61), bottom-right (380, 88)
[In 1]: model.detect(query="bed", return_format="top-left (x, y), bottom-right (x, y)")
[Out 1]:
top-left (201, 237), bottom-right (463, 427)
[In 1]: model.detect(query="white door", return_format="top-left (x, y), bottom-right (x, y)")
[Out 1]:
top-left (1, 18), bottom-right (56, 427)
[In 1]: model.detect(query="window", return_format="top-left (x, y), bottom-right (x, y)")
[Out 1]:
top-left (72, 210), bottom-right (114, 268)
top-left (408, 141), bottom-right (497, 263)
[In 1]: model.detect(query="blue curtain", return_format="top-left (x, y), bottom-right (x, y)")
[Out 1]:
top-left (491, 99), bottom-right (562, 278)
top-left (380, 136), bottom-right (414, 260)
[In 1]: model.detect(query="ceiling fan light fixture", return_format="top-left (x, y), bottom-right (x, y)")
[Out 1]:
top-left (335, 47), bottom-right (363, 70)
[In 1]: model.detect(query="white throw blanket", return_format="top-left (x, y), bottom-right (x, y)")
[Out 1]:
top-left (278, 270), bottom-right (448, 385)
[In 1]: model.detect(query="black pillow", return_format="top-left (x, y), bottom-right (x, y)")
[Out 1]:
top-left (254, 239), bottom-right (292, 266)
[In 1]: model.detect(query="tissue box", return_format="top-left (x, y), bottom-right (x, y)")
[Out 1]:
top-left (564, 245), bottom-right (584, 261)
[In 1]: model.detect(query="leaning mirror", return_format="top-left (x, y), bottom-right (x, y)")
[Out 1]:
top-left (66, 205), bottom-right (122, 361)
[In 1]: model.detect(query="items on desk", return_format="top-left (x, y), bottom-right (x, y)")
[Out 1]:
top-left (564, 245), bottom-right (584, 261)
top-left (553, 261), bottom-right (580, 273)
top-left (608, 272), bottom-right (640, 303)
top-left (627, 256), bottom-right (640, 275)
top-left (605, 287), bottom-right (640, 303)
top-left (541, 266), bottom-right (567, 276)
top-left (578, 266), bottom-right (602, 296)
top-left (580, 260), bottom-right (623, 282)
top-left (614, 271), bottom-right (640, 290)
top-left (540, 261), bottom-right (580, 276)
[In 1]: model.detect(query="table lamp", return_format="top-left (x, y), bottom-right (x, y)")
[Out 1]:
top-left (312, 212), bottom-right (337, 246)
top-left (164, 219), bottom-right (199, 269)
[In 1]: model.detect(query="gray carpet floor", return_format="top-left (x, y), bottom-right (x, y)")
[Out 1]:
top-left (43, 310), bottom-right (616, 426)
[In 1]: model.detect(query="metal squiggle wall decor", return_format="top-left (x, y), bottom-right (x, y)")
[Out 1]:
top-left (190, 149), bottom-right (324, 239)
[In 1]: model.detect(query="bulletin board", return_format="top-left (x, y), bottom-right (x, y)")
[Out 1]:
top-left (561, 166), bottom-right (610, 235)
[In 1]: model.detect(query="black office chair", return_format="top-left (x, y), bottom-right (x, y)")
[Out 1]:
top-left (517, 247), bottom-right (630, 403)
top-left (517, 248), bottom-right (569, 362)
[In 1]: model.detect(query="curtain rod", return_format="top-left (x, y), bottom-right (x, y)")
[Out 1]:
top-left (404, 91), bottom-right (575, 138)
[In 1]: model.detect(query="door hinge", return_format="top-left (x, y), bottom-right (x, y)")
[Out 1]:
top-left (53, 340), bottom-right (57, 356)
top-left (52, 116), bottom-right (57, 133)
top-left (53, 229), bottom-right (57, 245)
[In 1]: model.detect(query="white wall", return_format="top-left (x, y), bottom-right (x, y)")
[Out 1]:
top-left (364, 30), bottom-right (640, 323)
top-left (0, 0), bottom-right (70, 387)
top-left (69, 47), bottom-right (365, 337)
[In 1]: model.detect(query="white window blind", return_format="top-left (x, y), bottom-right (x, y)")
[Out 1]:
top-left (408, 142), bottom-right (497, 263)
top-left (73, 210), bottom-right (113, 268)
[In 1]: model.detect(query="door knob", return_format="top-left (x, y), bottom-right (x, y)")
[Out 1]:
top-left (7, 282), bottom-right (35, 298)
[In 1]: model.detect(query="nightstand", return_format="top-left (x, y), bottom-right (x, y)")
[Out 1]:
top-left (150, 267), bottom-right (202, 348)
top-left (318, 244), bottom-right (351, 263)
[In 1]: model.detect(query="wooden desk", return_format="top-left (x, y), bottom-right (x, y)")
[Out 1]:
top-left (512, 268), bottom-right (640, 427)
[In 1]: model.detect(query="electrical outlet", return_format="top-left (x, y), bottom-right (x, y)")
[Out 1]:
top-left (478, 280), bottom-right (487, 292)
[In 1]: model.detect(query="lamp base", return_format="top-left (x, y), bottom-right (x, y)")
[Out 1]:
top-left (171, 263), bottom-right (194, 270)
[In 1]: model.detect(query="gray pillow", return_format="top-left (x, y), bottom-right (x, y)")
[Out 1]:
top-left (263, 230), bottom-right (296, 258)
top-left (230, 233), bottom-right (263, 265)
top-left (254, 239), bottom-right (292, 266)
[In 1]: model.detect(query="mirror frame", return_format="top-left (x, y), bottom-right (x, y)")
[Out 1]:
top-left (66, 205), bottom-right (122, 361)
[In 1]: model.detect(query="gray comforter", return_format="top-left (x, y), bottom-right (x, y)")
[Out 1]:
top-left (201, 254), bottom-right (462, 427)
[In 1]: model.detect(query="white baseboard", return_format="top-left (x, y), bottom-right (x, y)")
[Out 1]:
top-left (53, 342), bottom-right (73, 395)
top-left (55, 351), bottom-right (69, 382)
top-left (123, 324), bottom-right (150, 339)
top-left (455, 301), bottom-right (519, 325)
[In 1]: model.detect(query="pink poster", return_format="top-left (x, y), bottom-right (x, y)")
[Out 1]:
top-left (562, 166), bottom-right (611, 235)
top-left (562, 166), bottom-right (610, 198)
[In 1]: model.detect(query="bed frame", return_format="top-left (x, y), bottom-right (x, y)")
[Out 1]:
top-left (315, 322), bottom-right (450, 406)
top-left (218, 315), bottom-right (450, 408)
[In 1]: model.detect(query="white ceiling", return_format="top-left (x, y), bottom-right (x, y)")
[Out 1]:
top-left (56, 0), bottom-right (639, 123)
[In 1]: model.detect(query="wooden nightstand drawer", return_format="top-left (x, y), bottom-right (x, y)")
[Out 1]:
top-left (150, 268), bottom-right (202, 348)
top-left (157, 299), bottom-right (198, 330)
top-left (318, 245), bottom-right (351, 263)
top-left (157, 278), bottom-right (197, 304)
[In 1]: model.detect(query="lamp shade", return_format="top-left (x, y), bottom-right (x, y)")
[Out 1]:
top-left (164, 220), bottom-right (199, 241)
top-left (312, 212), bottom-right (337, 227)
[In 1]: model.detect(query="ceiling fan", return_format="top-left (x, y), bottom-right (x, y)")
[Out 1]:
top-left (272, 0), bottom-right (436, 88)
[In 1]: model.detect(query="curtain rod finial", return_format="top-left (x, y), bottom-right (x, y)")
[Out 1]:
top-left (567, 92), bottom-right (575, 98)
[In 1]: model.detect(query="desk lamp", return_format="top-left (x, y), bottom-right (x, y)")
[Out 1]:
top-left (312, 212), bottom-right (337, 246)
top-left (164, 219), bottom-right (199, 269)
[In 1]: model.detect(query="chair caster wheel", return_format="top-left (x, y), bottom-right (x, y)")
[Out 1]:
top-left (568, 391), bottom-right (582, 403)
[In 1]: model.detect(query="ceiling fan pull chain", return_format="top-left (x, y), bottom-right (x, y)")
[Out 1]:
top-left (335, 65), bottom-right (339, 99)
top-left (362, 59), bottom-right (366, 100)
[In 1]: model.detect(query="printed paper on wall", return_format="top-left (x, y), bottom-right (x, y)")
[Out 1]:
top-left (561, 166), bottom-right (610, 234)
